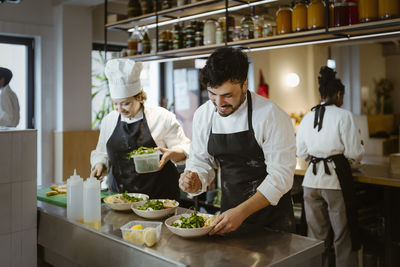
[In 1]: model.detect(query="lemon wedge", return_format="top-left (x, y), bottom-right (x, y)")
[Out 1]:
top-left (131, 224), bottom-right (143, 230)
top-left (143, 227), bottom-right (157, 247)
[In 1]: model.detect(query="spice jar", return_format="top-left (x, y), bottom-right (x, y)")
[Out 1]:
top-left (307, 0), bottom-right (325, 29)
top-left (347, 0), bottom-right (358, 25)
top-left (359, 0), bottom-right (378, 22)
top-left (262, 22), bottom-right (273, 37)
top-left (276, 5), bottom-right (292, 35)
top-left (218, 16), bottom-right (235, 42)
top-left (240, 14), bottom-right (254, 39)
top-left (204, 19), bottom-right (217, 45)
top-left (334, 0), bottom-right (349, 27)
top-left (378, 0), bottom-right (399, 20)
top-left (292, 1), bottom-right (307, 32)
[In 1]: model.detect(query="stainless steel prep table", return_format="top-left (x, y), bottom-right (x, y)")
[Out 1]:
top-left (37, 200), bottom-right (324, 267)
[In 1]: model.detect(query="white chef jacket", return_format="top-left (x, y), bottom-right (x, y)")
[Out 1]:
top-left (185, 91), bottom-right (296, 206)
top-left (90, 104), bottom-right (191, 171)
top-left (296, 104), bottom-right (364, 190)
top-left (0, 85), bottom-right (20, 127)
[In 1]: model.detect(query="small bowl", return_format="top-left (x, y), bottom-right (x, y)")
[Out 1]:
top-left (164, 214), bottom-right (215, 238)
top-left (104, 193), bottom-right (149, 211)
top-left (120, 220), bottom-right (162, 247)
top-left (131, 199), bottom-right (179, 219)
top-left (131, 151), bottom-right (161, 174)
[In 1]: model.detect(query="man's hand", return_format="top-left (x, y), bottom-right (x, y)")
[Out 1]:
top-left (209, 207), bottom-right (247, 235)
top-left (92, 163), bottom-right (105, 179)
top-left (179, 170), bottom-right (202, 193)
top-left (156, 147), bottom-right (186, 169)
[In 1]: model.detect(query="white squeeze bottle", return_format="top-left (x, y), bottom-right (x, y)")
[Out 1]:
top-left (83, 174), bottom-right (101, 230)
top-left (67, 169), bottom-right (83, 223)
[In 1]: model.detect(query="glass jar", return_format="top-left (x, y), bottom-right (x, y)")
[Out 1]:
top-left (253, 15), bottom-right (264, 38)
top-left (347, 0), bottom-right (358, 25)
top-left (195, 31), bottom-right (203, 47)
top-left (216, 27), bottom-right (224, 44)
top-left (240, 14), bottom-right (254, 39)
top-left (292, 1), bottom-right (307, 32)
top-left (128, 0), bottom-right (142, 17)
top-left (218, 16), bottom-right (235, 42)
top-left (359, 0), bottom-right (378, 22)
top-left (334, 0), bottom-right (348, 27)
top-left (203, 19), bottom-right (217, 45)
top-left (233, 26), bottom-right (241, 41)
top-left (276, 6), bottom-right (292, 35)
top-left (378, 0), bottom-right (399, 20)
top-left (307, 0), bottom-right (325, 29)
top-left (172, 23), bottom-right (183, 49)
top-left (262, 23), bottom-right (273, 37)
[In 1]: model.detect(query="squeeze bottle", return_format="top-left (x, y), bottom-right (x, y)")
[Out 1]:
top-left (83, 174), bottom-right (101, 230)
top-left (66, 169), bottom-right (83, 223)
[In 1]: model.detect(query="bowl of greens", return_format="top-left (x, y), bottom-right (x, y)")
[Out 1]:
top-left (131, 199), bottom-right (179, 219)
top-left (128, 147), bottom-right (161, 174)
top-left (164, 210), bottom-right (217, 238)
top-left (104, 192), bottom-right (149, 211)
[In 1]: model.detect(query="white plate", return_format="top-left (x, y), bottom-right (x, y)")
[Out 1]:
top-left (104, 193), bottom-right (149, 211)
top-left (164, 214), bottom-right (215, 238)
top-left (131, 199), bottom-right (179, 219)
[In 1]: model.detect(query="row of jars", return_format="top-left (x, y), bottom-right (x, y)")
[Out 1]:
top-left (127, 0), bottom-right (204, 17)
top-left (127, 26), bottom-right (152, 56)
top-left (277, 0), bottom-right (400, 35)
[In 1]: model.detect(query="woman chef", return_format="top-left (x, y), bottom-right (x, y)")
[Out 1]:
top-left (91, 59), bottom-right (190, 200)
top-left (296, 66), bottom-right (364, 267)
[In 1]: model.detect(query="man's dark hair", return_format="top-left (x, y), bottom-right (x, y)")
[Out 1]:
top-left (200, 47), bottom-right (249, 89)
top-left (318, 66), bottom-right (344, 99)
top-left (0, 67), bottom-right (13, 86)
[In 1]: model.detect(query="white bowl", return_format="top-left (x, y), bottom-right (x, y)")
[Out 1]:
top-left (120, 220), bottom-right (162, 247)
top-left (104, 193), bottom-right (149, 211)
top-left (164, 214), bottom-right (215, 238)
top-left (132, 151), bottom-right (161, 174)
top-left (131, 199), bottom-right (179, 219)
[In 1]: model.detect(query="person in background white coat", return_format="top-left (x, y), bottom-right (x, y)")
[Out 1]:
top-left (0, 67), bottom-right (20, 127)
top-left (296, 66), bottom-right (364, 267)
top-left (91, 59), bottom-right (190, 200)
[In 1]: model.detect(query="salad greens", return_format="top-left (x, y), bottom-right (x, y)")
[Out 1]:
top-left (128, 147), bottom-right (156, 158)
top-left (122, 191), bottom-right (143, 202)
top-left (138, 200), bottom-right (165, 210)
top-left (172, 210), bottom-right (205, 228)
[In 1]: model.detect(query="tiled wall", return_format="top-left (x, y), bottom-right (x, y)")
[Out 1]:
top-left (0, 130), bottom-right (37, 267)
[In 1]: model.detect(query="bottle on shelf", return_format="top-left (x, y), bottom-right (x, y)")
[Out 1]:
top-left (137, 27), bottom-right (143, 55)
top-left (142, 26), bottom-right (151, 54)
top-left (292, 1), bottom-right (308, 32)
top-left (240, 14), bottom-right (255, 39)
top-left (253, 15), bottom-right (264, 39)
top-left (276, 5), bottom-right (292, 35)
top-left (217, 16), bottom-right (235, 42)
top-left (128, 0), bottom-right (142, 17)
top-left (83, 174), bottom-right (101, 230)
top-left (66, 169), bottom-right (83, 223)
top-left (359, 0), bottom-right (378, 23)
top-left (128, 27), bottom-right (140, 56)
top-left (307, 0), bottom-right (325, 30)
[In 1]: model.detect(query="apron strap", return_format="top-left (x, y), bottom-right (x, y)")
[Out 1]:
top-left (311, 102), bottom-right (334, 132)
top-left (310, 156), bottom-right (333, 175)
top-left (246, 90), bottom-right (254, 133)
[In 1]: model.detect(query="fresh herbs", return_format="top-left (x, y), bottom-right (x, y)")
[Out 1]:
top-left (122, 191), bottom-right (143, 202)
top-left (138, 200), bottom-right (165, 210)
top-left (128, 147), bottom-right (156, 158)
top-left (172, 210), bottom-right (205, 229)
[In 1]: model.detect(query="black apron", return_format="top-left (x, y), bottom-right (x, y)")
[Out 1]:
top-left (207, 91), bottom-right (295, 232)
top-left (106, 109), bottom-right (180, 200)
top-left (309, 103), bottom-right (361, 251)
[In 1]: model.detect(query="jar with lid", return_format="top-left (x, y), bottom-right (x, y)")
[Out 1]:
top-left (128, 0), bottom-right (142, 17)
top-left (276, 5), bottom-right (292, 35)
top-left (172, 23), bottom-right (183, 49)
top-left (307, 0), bottom-right (325, 30)
top-left (292, 1), bottom-right (307, 32)
top-left (262, 22), bottom-right (273, 37)
top-left (347, 0), bottom-right (358, 25)
top-left (253, 15), bottom-right (264, 38)
top-left (158, 30), bottom-right (169, 52)
top-left (233, 26), bottom-right (241, 41)
top-left (359, 0), bottom-right (378, 22)
top-left (203, 19), bottom-right (217, 45)
top-left (218, 16), bottom-right (235, 42)
top-left (240, 14), bottom-right (254, 39)
top-left (378, 0), bottom-right (399, 20)
top-left (334, 0), bottom-right (349, 27)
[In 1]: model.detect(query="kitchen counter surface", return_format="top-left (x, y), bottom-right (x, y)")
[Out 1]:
top-left (37, 200), bottom-right (324, 267)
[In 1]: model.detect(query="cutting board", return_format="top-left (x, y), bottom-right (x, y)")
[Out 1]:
top-left (37, 187), bottom-right (114, 207)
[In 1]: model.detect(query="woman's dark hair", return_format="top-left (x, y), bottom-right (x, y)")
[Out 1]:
top-left (200, 47), bottom-right (249, 89)
top-left (0, 67), bottom-right (13, 86)
top-left (318, 66), bottom-right (344, 99)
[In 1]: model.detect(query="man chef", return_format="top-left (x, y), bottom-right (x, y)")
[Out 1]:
top-left (179, 48), bottom-right (296, 235)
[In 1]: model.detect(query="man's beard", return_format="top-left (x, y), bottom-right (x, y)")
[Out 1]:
top-left (213, 90), bottom-right (247, 117)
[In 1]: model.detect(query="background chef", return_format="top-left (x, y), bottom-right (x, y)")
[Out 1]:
top-left (296, 66), bottom-right (364, 267)
top-left (0, 67), bottom-right (20, 128)
top-left (179, 48), bottom-right (296, 235)
top-left (91, 59), bottom-right (190, 200)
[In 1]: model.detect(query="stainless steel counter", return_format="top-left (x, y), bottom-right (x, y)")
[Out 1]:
top-left (37, 201), bottom-right (324, 267)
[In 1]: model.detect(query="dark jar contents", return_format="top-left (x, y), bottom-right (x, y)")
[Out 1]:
top-left (334, 1), bottom-right (349, 27)
top-left (347, 0), bottom-right (358, 25)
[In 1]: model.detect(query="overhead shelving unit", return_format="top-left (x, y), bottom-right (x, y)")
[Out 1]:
top-left (104, 0), bottom-right (400, 61)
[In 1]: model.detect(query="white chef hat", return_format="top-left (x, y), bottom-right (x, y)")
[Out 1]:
top-left (105, 58), bottom-right (143, 99)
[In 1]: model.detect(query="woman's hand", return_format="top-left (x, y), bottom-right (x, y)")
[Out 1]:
top-left (92, 163), bottom-right (105, 179)
top-left (156, 147), bottom-right (186, 169)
